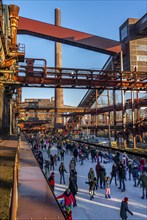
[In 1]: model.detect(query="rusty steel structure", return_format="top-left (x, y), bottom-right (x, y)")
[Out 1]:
top-left (17, 16), bottom-right (124, 56)
top-left (1, 62), bottom-right (146, 90)
top-left (19, 98), bottom-right (147, 115)
top-left (19, 98), bottom-right (147, 140)
top-left (0, 1), bottom-right (147, 149)
top-left (0, 3), bottom-right (25, 136)
top-left (63, 98), bottom-right (147, 117)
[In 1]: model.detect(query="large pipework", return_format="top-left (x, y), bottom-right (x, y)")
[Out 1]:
top-left (8, 4), bottom-right (19, 46)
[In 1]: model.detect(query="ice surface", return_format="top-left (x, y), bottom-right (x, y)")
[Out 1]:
top-left (43, 146), bottom-right (147, 220)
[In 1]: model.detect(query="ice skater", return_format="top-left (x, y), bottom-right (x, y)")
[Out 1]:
top-left (120, 197), bottom-right (133, 220)
top-left (105, 176), bottom-right (111, 199)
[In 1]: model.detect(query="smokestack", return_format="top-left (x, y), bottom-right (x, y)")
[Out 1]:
top-left (54, 8), bottom-right (64, 130)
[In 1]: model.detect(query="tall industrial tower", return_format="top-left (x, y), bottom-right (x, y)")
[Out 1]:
top-left (54, 8), bottom-right (64, 130)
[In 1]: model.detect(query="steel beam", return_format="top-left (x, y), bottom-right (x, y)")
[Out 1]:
top-left (18, 17), bottom-right (125, 56)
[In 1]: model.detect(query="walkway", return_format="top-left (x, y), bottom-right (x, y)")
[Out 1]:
top-left (17, 135), bottom-right (65, 220)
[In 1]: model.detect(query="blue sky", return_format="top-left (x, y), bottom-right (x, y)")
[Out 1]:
top-left (3, 0), bottom-right (147, 105)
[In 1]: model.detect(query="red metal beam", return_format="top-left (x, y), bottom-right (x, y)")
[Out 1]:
top-left (18, 16), bottom-right (125, 56)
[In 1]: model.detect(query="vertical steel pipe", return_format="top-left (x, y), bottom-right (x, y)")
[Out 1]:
top-left (8, 5), bottom-right (19, 45)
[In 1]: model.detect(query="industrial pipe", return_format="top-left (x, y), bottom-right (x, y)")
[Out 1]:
top-left (8, 5), bottom-right (20, 46)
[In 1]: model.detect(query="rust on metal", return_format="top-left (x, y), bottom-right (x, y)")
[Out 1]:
top-left (9, 5), bottom-right (20, 46)
top-left (18, 16), bottom-right (125, 55)
top-left (6, 64), bottom-right (147, 90)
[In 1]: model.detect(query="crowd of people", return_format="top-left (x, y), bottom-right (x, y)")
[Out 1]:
top-left (26, 131), bottom-right (147, 220)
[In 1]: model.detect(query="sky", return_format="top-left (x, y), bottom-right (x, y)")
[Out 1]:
top-left (3, 0), bottom-right (147, 106)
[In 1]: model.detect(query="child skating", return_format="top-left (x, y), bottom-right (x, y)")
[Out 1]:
top-left (105, 176), bottom-right (111, 199)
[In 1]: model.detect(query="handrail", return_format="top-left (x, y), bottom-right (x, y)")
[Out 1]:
top-left (10, 137), bottom-right (20, 220)
top-left (72, 138), bottom-right (147, 159)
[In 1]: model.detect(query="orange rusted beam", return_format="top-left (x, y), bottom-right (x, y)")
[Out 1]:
top-left (13, 75), bottom-right (147, 90)
top-left (18, 16), bottom-right (125, 56)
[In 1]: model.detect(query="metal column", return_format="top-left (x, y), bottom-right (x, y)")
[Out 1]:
top-left (131, 91), bottom-right (136, 149)
top-left (107, 90), bottom-right (111, 146)
top-left (137, 91), bottom-right (142, 142)
top-left (120, 51), bottom-right (127, 149)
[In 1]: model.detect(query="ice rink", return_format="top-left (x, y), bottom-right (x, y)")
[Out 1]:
top-left (43, 145), bottom-right (147, 220)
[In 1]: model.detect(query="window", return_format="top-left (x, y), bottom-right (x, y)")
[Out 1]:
top-left (137, 55), bottom-right (147, 62)
top-left (137, 45), bottom-right (147, 51)
top-left (120, 25), bottom-right (128, 40)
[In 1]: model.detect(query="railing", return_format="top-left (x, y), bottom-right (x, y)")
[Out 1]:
top-left (1, 62), bottom-right (147, 90)
top-left (73, 138), bottom-right (147, 159)
top-left (10, 137), bottom-right (20, 220)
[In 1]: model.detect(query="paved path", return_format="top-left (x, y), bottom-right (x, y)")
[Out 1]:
top-left (17, 135), bottom-right (65, 220)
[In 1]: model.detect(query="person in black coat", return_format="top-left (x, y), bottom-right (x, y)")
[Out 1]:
top-left (118, 163), bottom-right (126, 192)
top-left (69, 177), bottom-right (78, 206)
top-left (110, 162), bottom-right (118, 186)
top-left (59, 162), bottom-right (67, 184)
top-left (95, 162), bottom-right (102, 186)
top-left (99, 166), bottom-right (106, 189)
top-left (73, 148), bottom-right (78, 162)
top-left (120, 197), bottom-right (133, 220)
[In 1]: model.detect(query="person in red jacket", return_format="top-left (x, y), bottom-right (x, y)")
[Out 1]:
top-left (56, 188), bottom-right (76, 209)
top-left (48, 172), bottom-right (55, 192)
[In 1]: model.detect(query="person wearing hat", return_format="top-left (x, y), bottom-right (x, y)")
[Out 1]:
top-left (120, 197), bottom-right (133, 220)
